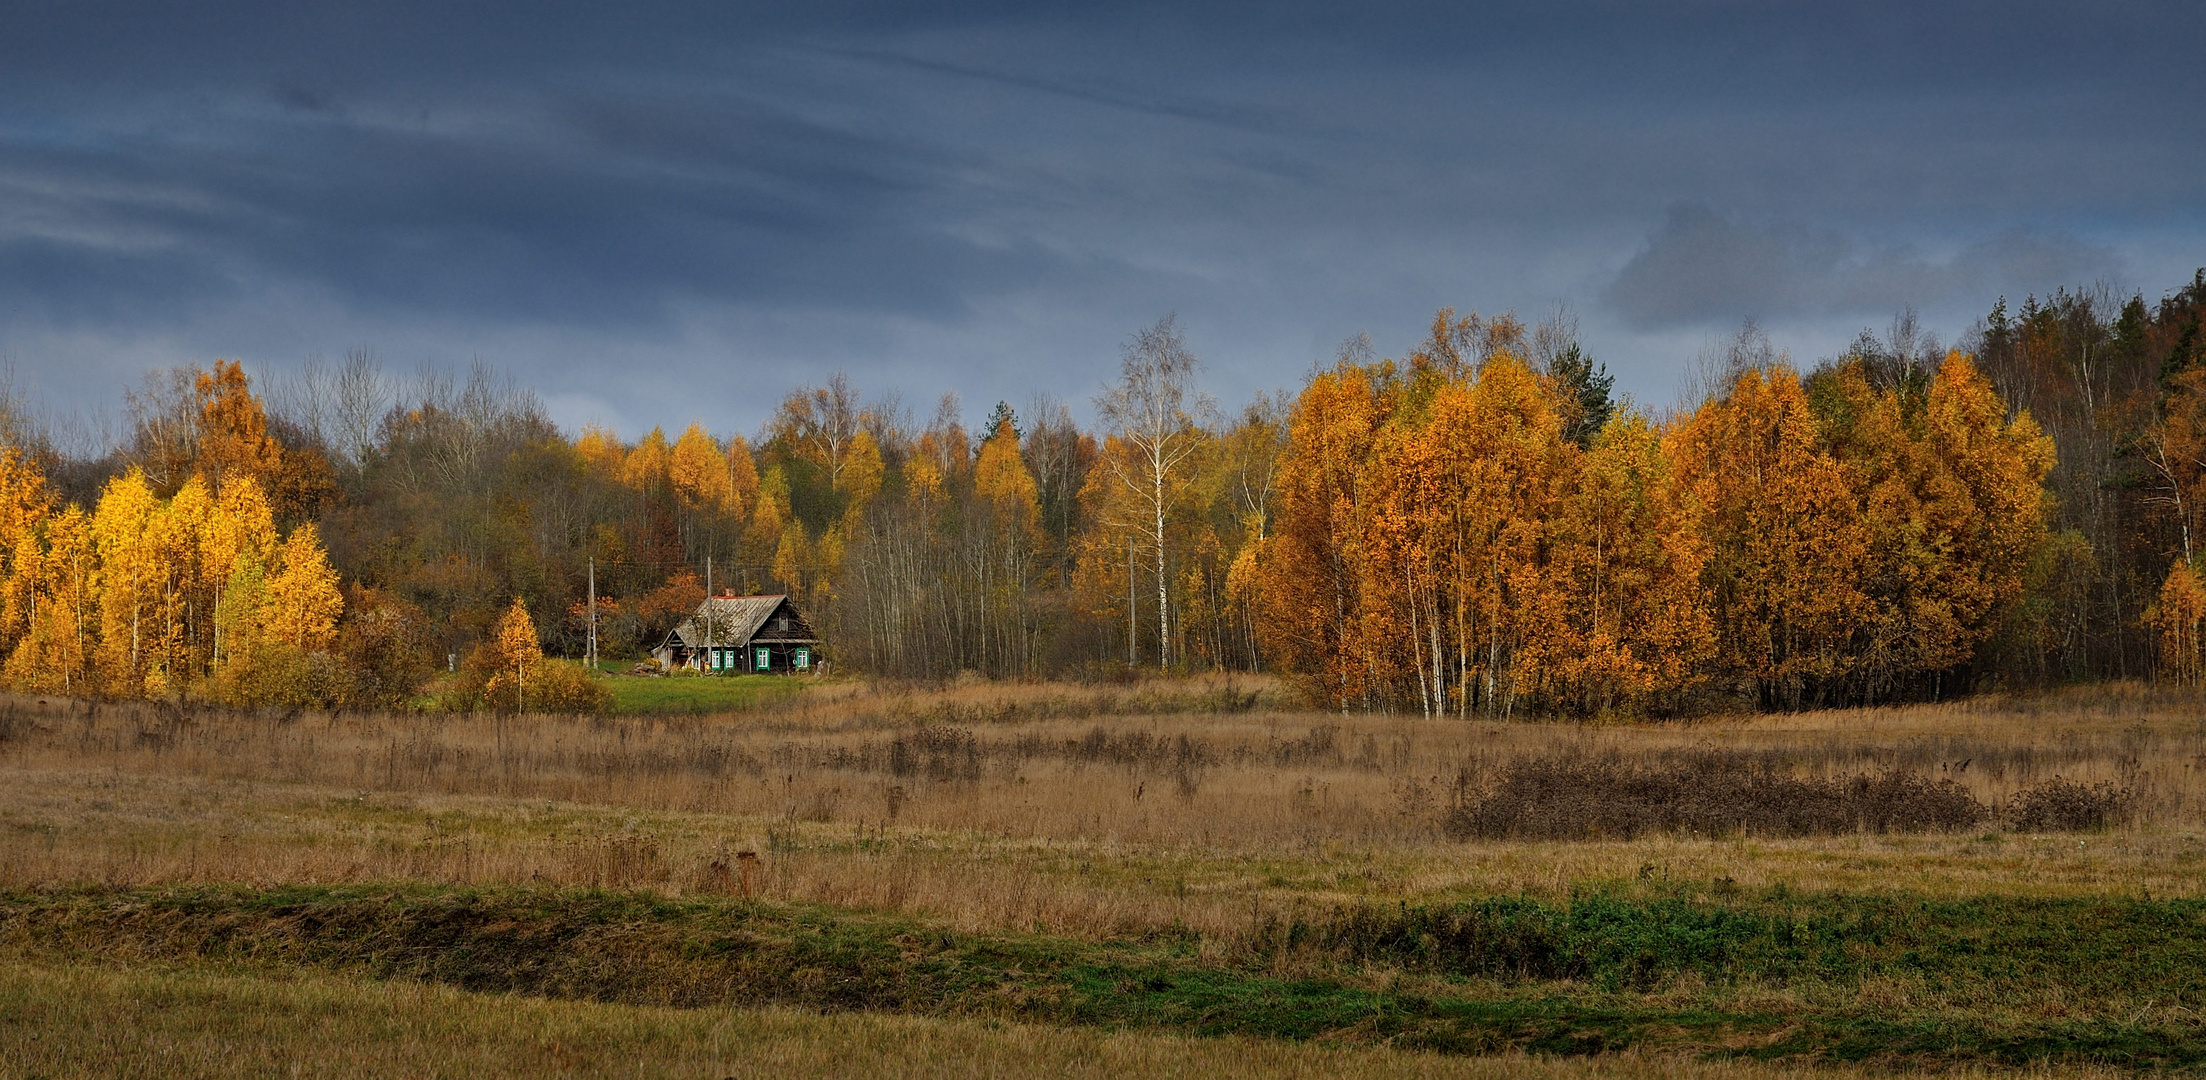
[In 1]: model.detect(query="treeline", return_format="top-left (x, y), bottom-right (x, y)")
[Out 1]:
top-left (1252, 272), bottom-right (2206, 713)
top-left (1, 271), bottom-right (2203, 714)
top-left (1961, 274), bottom-right (2206, 684)
top-left (1257, 329), bottom-right (2049, 714)
top-left (0, 363), bottom-right (601, 710)
top-left (0, 364), bottom-right (355, 704)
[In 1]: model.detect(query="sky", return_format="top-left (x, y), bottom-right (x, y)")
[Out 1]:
top-left (3, 0), bottom-right (2202, 442)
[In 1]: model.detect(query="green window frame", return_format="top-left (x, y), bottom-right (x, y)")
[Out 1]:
top-left (754, 647), bottom-right (771, 671)
top-left (794, 648), bottom-right (810, 670)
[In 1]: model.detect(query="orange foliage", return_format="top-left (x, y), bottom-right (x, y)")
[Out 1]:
top-left (194, 360), bottom-right (286, 489)
top-left (486, 596), bottom-right (544, 712)
top-left (1258, 360), bottom-right (1391, 708)
top-left (1670, 366), bottom-right (1872, 707)
top-left (1261, 315), bottom-right (2053, 714)
top-left (974, 419), bottom-right (1041, 541)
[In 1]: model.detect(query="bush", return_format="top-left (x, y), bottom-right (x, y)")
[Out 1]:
top-left (338, 586), bottom-right (435, 709)
top-left (436, 646), bottom-right (611, 716)
top-left (435, 643), bottom-right (501, 712)
top-left (527, 659), bottom-right (614, 716)
top-left (2005, 777), bottom-right (2134, 832)
top-left (202, 643), bottom-right (351, 709)
top-left (1443, 750), bottom-right (1988, 840)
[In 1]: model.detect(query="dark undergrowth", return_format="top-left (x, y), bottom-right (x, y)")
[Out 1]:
top-left (6, 884), bottom-right (2206, 1068)
top-left (1444, 751), bottom-right (2134, 839)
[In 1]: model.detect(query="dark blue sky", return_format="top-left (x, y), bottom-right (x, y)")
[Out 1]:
top-left (4, 1), bottom-right (2201, 438)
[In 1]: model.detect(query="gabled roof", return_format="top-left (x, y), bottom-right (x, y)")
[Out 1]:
top-left (665, 594), bottom-right (817, 648)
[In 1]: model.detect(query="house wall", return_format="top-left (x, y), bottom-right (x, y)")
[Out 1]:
top-left (679, 643), bottom-right (816, 674)
top-left (727, 643), bottom-right (817, 674)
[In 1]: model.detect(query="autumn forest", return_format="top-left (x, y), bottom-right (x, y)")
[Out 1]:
top-left (3, 272), bottom-right (2204, 717)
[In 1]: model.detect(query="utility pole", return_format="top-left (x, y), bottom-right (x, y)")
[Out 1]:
top-left (705, 555), bottom-right (714, 674)
top-left (587, 556), bottom-right (597, 670)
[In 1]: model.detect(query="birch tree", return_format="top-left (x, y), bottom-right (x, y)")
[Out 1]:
top-left (1096, 315), bottom-right (1209, 668)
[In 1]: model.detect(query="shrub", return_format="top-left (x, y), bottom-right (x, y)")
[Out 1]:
top-left (435, 643), bottom-right (501, 712)
top-left (2005, 777), bottom-right (2134, 832)
top-left (436, 645), bottom-right (611, 716)
top-left (202, 643), bottom-right (351, 709)
top-left (1443, 750), bottom-right (1987, 840)
top-left (337, 586), bottom-right (435, 709)
top-left (527, 659), bottom-right (614, 716)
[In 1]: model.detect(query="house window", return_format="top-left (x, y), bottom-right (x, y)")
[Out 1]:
top-left (794, 648), bottom-right (810, 670)
top-left (754, 647), bottom-right (771, 671)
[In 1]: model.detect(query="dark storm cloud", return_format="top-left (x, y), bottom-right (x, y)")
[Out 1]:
top-left (804, 45), bottom-right (1284, 134)
top-left (0, 83), bottom-right (1106, 331)
top-left (0, 1), bottom-right (2201, 431)
top-left (1605, 206), bottom-right (2127, 328)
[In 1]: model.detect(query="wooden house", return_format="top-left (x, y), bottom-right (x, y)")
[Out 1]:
top-left (652, 593), bottom-right (820, 674)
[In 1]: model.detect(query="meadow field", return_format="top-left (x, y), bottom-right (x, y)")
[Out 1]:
top-left (3, 677), bottom-right (2204, 1077)
top-left (595, 670), bottom-right (812, 715)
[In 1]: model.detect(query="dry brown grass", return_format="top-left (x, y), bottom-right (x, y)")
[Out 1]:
top-left (4, 681), bottom-right (2206, 946)
top-left (9, 959), bottom-right (2136, 1080)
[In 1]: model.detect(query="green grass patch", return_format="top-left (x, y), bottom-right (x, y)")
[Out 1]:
top-left (603, 673), bottom-right (809, 715)
top-left (6, 884), bottom-right (2206, 1068)
top-left (1250, 889), bottom-right (2206, 1002)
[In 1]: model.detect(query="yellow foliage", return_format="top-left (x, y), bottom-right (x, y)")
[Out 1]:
top-left (812, 525), bottom-right (844, 611)
top-left (574, 425), bottom-right (627, 477)
top-left (0, 447), bottom-right (53, 652)
top-left (204, 640), bottom-right (349, 709)
top-left (262, 524), bottom-right (343, 652)
top-left (773, 519), bottom-right (812, 596)
top-left (725, 435), bottom-right (759, 520)
top-left (2, 507), bottom-right (94, 694)
top-left (622, 427), bottom-right (672, 491)
top-left (484, 597), bottom-right (544, 712)
top-left (91, 468), bottom-right (163, 694)
top-left (838, 430), bottom-right (885, 527)
top-left (1259, 320), bottom-right (2050, 714)
top-left (668, 423), bottom-right (733, 511)
top-left (974, 420), bottom-right (1040, 540)
top-left (1546, 412), bottom-right (1713, 712)
top-left (211, 476), bottom-right (278, 581)
top-left (1258, 362), bottom-right (1387, 708)
top-left (2153, 561), bottom-right (2206, 687)
top-left (523, 658), bottom-right (612, 715)
top-left (742, 470), bottom-right (788, 570)
top-left (903, 458), bottom-right (945, 509)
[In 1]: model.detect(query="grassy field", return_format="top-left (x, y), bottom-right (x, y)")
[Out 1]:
top-left (599, 670), bottom-right (814, 714)
top-left (14, 961), bottom-right (2094, 1080)
top-left (2, 678), bottom-right (2202, 1075)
